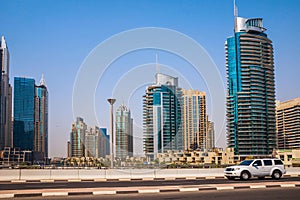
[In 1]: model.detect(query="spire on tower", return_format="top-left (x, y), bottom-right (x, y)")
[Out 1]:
top-left (156, 52), bottom-right (160, 74)
top-left (40, 73), bottom-right (46, 86)
top-left (234, 0), bottom-right (238, 32)
top-left (1, 36), bottom-right (7, 48)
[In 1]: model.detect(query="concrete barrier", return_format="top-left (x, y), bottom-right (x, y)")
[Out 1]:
top-left (50, 169), bottom-right (79, 180)
top-left (0, 167), bottom-right (299, 181)
top-left (20, 169), bottom-right (51, 180)
top-left (0, 170), bottom-right (19, 181)
top-left (79, 169), bottom-right (106, 179)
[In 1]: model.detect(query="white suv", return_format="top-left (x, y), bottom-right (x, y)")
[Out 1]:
top-left (224, 158), bottom-right (286, 180)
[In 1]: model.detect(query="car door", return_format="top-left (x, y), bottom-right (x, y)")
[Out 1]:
top-left (262, 159), bottom-right (273, 176)
top-left (251, 160), bottom-right (263, 176)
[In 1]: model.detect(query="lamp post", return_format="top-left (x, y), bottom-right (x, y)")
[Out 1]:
top-left (107, 98), bottom-right (116, 169)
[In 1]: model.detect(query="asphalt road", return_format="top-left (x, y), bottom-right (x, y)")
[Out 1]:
top-left (10, 187), bottom-right (300, 200)
top-left (1, 176), bottom-right (300, 191)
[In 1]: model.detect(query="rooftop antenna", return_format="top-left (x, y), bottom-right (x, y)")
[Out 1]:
top-left (156, 52), bottom-right (160, 74)
top-left (234, 0), bottom-right (238, 32)
top-left (40, 73), bottom-right (46, 86)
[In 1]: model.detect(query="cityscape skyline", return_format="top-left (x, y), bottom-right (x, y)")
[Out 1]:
top-left (1, 0), bottom-right (300, 157)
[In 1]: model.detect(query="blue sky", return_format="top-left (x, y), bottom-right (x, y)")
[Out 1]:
top-left (1, 0), bottom-right (300, 157)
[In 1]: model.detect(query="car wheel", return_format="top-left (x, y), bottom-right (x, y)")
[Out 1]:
top-left (272, 170), bottom-right (282, 179)
top-left (258, 176), bottom-right (265, 180)
top-left (240, 171), bottom-right (251, 180)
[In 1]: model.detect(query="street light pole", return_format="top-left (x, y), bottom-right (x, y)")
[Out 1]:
top-left (107, 98), bottom-right (116, 169)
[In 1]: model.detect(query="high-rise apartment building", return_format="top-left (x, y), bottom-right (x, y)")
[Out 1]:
top-left (207, 121), bottom-right (215, 150)
top-left (0, 36), bottom-right (13, 149)
top-left (70, 117), bottom-right (87, 157)
top-left (182, 89), bottom-right (207, 150)
top-left (143, 73), bottom-right (183, 160)
top-left (225, 7), bottom-right (276, 155)
top-left (115, 105), bottom-right (133, 160)
top-left (13, 76), bottom-right (48, 158)
top-left (276, 98), bottom-right (300, 149)
top-left (70, 118), bottom-right (110, 158)
top-left (84, 127), bottom-right (99, 157)
top-left (34, 75), bottom-right (48, 158)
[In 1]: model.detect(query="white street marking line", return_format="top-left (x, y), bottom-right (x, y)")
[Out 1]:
top-left (179, 188), bottom-right (199, 192)
top-left (40, 179), bottom-right (54, 182)
top-left (205, 177), bottom-right (216, 179)
top-left (94, 179), bottom-right (107, 182)
top-left (217, 186), bottom-right (234, 190)
top-left (67, 179), bottom-right (81, 182)
top-left (11, 180), bottom-right (26, 183)
top-left (0, 194), bottom-right (14, 199)
top-left (138, 189), bottom-right (160, 193)
top-left (250, 185), bottom-right (266, 189)
top-left (42, 192), bottom-right (68, 197)
top-left (93, 191), bottom-right (117, 195)
top-left (281, 184), bottom-right (295, 188)
top-left (118, 179), bottom-right (131, 181)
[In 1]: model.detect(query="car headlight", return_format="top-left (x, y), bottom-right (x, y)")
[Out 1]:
top-left (235, 168), bottom-right (240, 171)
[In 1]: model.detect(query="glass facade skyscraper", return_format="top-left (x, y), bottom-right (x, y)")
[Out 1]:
top-left (143, 73), bottom-right (183, 160)
top-left (115, 104), bottom-right (133, 160)
top-left (0, 36), bottom-right (13, 149)
top-left (225, 12), bottom-right (276, 155)
top-left (70, 117), bottom-right (87, 157)
top-left (13, 76), bottom-right (49, 159)
top-left (13, 77), bottom-right (35, 151)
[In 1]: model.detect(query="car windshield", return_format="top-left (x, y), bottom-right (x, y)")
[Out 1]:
top-left (239, 160), bottom-right (253, 166)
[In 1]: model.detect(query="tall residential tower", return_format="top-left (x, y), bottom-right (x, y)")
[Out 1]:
top-left (143, 73), bottom-right (183, 160)
top-left (182, 89), bottom-right (207, 151)
top-left (225, 6), bottom-right (276, 155)
top-left (0, 36), bottom-right (13, 149)
top-left (276, 98), bottom-right (300, 150)
top-left (115, 104), bottom-right (133, 160)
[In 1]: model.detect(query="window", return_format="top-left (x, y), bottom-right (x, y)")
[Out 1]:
top-left (252, 160), bottom-right (262, 166)
top-left (239, 160), bottom-right (253, 166)
top-left (263, 160), bottom-right (272, 166)
top-left (274, 160), bottom-right (283, 165)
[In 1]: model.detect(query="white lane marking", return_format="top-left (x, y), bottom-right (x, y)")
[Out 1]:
top-left (216, 186), bottom-right (234, 190)
top-left (93, 191), bottom-right (117, 195)
top-left (138, 189), bottom-right (160, 193)
top-left (42, 192), bottom-right (68, 197)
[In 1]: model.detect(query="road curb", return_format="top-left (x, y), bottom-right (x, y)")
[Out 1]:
top-left (1, 174), bottom-right (299, 183)
top-left (0, 183), bottom-right (299, 198)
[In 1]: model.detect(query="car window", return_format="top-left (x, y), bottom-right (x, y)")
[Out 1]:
top-left (263, 160), bottom-right (272, 166)
top-left (239, 160), bottom-right (253, 166)
top-left (253, 160), bottom-right (262, 166)
top-left (274, 160), bottom-right (284, 165)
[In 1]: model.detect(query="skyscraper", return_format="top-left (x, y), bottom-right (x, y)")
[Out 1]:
top-left (276, 98), bottom-right (300, 150)
top-left (34, 75), bottom-right (48, 158)
top-left (207, 121), bottom-right (215, 150)
top-left (70, 117), bottom-right (86, 157)
top-left (13, 77), bottom-right (35, 151)
top-left (0, 36), bottom-right (13, 149)
top-left (143, 73), bottom-right (183, 160)
top-left (115, 104), bottom-right (133, 160)
top-left (182, 89), bottom-right (207, 151)
top-left (84, 126), bottom-right (99, 158)
top-left (14, 76), bottom-right (48, 158)
top-left (225, 6), bottom-right (276, 155)
top-left (98, 128), bottom-right (110, 158)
